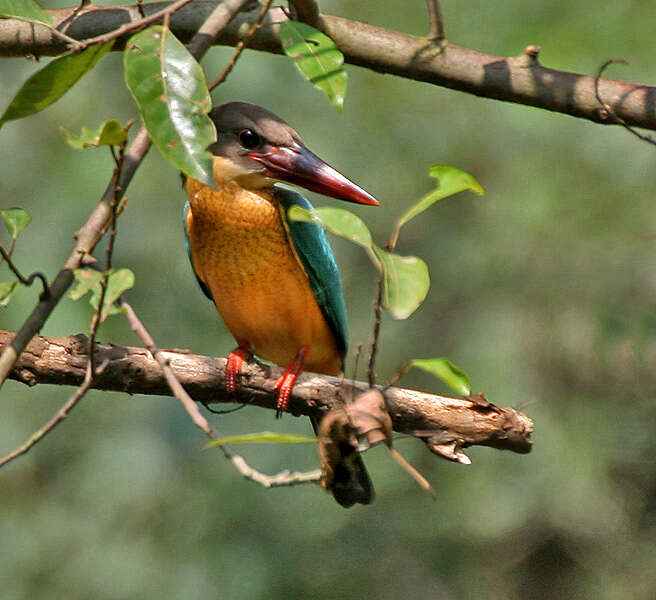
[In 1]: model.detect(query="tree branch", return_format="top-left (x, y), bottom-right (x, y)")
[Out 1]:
top-left (1, 330), bottom-right (533, 458)
top-left (1, 2), bottom-right (654, 131)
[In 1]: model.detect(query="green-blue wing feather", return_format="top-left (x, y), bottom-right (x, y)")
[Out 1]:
top-left (277, 187), bottom-right (349, 362)
top-left (183, 200), bottom-right (213, 300)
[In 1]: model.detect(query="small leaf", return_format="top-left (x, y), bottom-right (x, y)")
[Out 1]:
top-left (410, 357), bottom-right (472, 396)
top-left (279, 21), bottom-right (347, 111)
top-left (0, 0), bottom-right (52, 26)
top-left (287, 205), bottom-right (373, 248)
top-left (68, 268), bottom-right (103, 301)
top-left (69, 268), bottom-right (134, 321)
top-left (397, 165), bottom-right (484, 229)
top-left (62, 119), bottom-right (127, 150)
top-left (124, 25), bottom-right (215, 186)
top-left (374, 245), bottom-right (430, 319)
top-left (98, 268), bottom-right (134, 319)
top-left (0, 280), bottom-right (22, 307)
top-left (0, 41), bottom-right (114, 128)
top-left (205, 432), bottom-right (317, 449)
top-left (1, 208), bottom-right (31, 239)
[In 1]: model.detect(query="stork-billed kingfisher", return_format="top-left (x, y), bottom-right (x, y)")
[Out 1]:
top-left (183, 102), bottom-right (378, 506)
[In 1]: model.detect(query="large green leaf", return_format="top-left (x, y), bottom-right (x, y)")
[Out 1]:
top-left (61, 119), bottom-right (127, 150)
top-left (0, 42), bottom-right (113, 128)
top-left (374, 246), bottom-right (430, 319)
top-left (124, 25), bottom-right (215, 186)
top-left (0, 0), bottom-right (51, 26)
top-left (205, 432), bottom-right (316, 449)
top-left (287, 205), bottom-right (373, 248)
top-left (397, 165), bottom-right (484, 229)
top-left (279, 21), bottom-right (347, 111)
top-left (1, 208), bottom-right (31, 239)
top-left (410, 357), bottom-right (472, 396)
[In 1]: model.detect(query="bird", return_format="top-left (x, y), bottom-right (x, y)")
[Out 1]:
top-left (183, 102), bottom-right (379, 507)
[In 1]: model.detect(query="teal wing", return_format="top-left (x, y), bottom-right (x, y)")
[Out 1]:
top-left (277, 187), bottom-right (348, 362)
top-left (183, 200), bottom-right (213, 300)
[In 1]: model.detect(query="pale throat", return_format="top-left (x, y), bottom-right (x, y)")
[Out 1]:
top-left (212, 155), bottom-right (274, 190)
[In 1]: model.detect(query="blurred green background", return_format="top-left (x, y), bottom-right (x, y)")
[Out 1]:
top-left (1, 1), bottom-right (655, 598)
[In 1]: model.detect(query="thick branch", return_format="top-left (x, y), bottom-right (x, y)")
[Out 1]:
top-left (1, 3), bottom-right (654, 130)
top-left (1, 330), bottom-right (533, 457)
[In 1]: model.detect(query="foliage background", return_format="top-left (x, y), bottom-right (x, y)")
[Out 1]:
top-left (1, 1), bottom-right (654, 598)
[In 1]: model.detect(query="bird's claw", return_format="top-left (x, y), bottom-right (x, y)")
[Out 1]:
top-left (225, 344), bottom-right (251, 392)
top-left (274, 346), bottom-right (309, 418)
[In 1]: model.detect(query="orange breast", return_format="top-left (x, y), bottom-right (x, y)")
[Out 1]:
top-left (185, 178), bottom-right (342, 376)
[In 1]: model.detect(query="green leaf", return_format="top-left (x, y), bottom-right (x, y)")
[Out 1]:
top-left (410, 357), bottom-right (472, 396)
top-left (0, 42), bottom-right (114, 128)
top-left (287, 205), bottom-right (373, 248)
top-left (204, 431), bottom-right (317, 449)
top-left (279, 21), bottom-right (347, 111)
top-left (69, 268), bottom-right (134, 321)
top-left (124, 25), bottom-right (215, 186)
top-left (0, 280), bottom-right (22, 307)
top-left (374, 245), bottom-right (430, 319)
top-left (1, 208), bottom-right (31, 239)
top-left (62, 119), bottom-right (127, 150)
top-left (0, 0), bottom-right (52, 26)
top-left (397, 165), bottom-right (484, 229)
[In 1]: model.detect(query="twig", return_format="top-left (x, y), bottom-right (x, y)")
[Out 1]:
top-left (425, 0), bottom-right (445, 42)
top-left (208, 0), bottom-right (274, 91)
top-left (0, 358), bottom-right (108, 468)
top-left (117, 298), bottom-right (320, 487)
top-left (69, 0), bottom-right (196, 51)
top-left (186, 0), bottom-right (254, 59)
top-left (594, 59), bottom-right (656, 146)
top-left (0, 245), bottom-right (49, 299)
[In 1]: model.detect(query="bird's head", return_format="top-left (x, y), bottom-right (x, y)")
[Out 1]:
top-left (207, 102), bottom-right (379, 206)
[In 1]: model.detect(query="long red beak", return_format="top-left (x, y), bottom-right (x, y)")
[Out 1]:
top-left (247, 142), bottom-right (379, 206)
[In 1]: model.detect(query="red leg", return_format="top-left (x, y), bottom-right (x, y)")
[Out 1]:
top-left (225, 342), bottom-right (251, 393)
top-left (274, 346), bottom-right (310, 418)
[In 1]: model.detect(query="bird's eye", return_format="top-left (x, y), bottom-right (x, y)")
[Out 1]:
top-left (238, 129), bottom-right (260, 149)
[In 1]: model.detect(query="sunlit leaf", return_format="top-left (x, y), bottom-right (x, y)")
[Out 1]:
top-left (410, 357), bottom-right (472, 396)
top-left (397, 165), bottom-right (484, 229)
top-left (69, 267), bottom-right (134, 321)
top-left (0, 281), bottom-right (21, 307)
top-left (287, 205), bottom-right (372, 248)
top-left (1, 208), bottom-right (31, 239)
top-left (205, 431), bottom-right (317, 449)
top-left (374, 246), bottom-right (430, 319)
top-left (279, 21), bottom-right (347, 111)
top-left (0, 0), bottom-right (52, 26)
top-left (124, 25), bottom-right (215, 186)
top-left (0, 42), bottom-right (113, 128)
top-left (62, 119), bottom-right (127, 150)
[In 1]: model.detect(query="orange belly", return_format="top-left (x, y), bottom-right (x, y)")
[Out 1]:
top-left (185, 178), bottom-right (342, 375)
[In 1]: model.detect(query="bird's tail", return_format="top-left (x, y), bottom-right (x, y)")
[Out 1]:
top-left (311, 416), bottom-right (374, 508)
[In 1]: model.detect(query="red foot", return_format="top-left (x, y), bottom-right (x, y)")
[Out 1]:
top-left (225, 343), bottom-right (251, 392)
top-left (275, 346), bottom-right (309, 418)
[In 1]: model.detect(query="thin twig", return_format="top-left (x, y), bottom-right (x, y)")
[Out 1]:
top-left (0, 245), bottom-right (49, 299)
top-left (118, 297), bottom-right (320, 487)
top-left (208, 0), bottom-right (274, 91)
top-left (0, 359), bottom-right (108, 468)
top-left (425, 0), bottom-right (445, 42)
top-left (594, 59), bottom-right (656, 146)
top-left (69, 0), bottom-right (195, 51)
